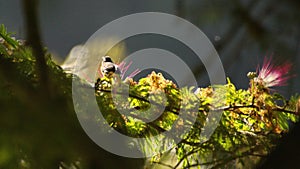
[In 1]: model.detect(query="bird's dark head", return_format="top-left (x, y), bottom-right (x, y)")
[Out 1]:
top-left (102, 56), bottom-right (113, 62)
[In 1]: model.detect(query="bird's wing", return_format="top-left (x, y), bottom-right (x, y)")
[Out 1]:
top-left (114, 65), bottom-right (121, 74)
top-left (101, 62), bottom-right (117, 73)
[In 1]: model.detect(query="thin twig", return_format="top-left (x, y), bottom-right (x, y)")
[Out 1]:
top-left (97, 88), bottom-right (180, 115)
top-left (212, 104), bottom-right (298, 115)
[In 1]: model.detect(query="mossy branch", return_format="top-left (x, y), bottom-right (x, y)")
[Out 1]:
top-left (22, 0), bottom-right (49, 95)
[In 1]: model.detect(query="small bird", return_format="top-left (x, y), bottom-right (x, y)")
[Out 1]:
top-left (100, 56), bottom-right (121, 78)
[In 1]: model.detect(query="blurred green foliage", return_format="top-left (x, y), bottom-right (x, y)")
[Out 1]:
top-left (0, 24), bottom-right (144, 169)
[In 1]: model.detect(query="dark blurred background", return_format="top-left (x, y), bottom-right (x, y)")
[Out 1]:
top-left (1, 0), bottom-right (299, 95)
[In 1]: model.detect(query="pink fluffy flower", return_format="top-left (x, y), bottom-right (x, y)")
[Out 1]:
top-left (117, 61), bottom-right (141, 79)
top-left (255, 57), bottom-right (292, 88)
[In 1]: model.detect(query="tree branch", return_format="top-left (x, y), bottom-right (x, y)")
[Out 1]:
top-left (22, 0), bottom-right (49, 94)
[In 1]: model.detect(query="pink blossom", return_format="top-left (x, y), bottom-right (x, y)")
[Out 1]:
top-left (117, 61), bottom-right (141, 79)
top-left (255, 56), bottom-right (292, 88)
